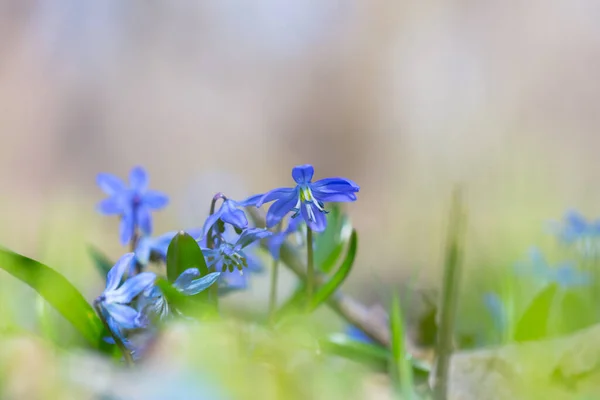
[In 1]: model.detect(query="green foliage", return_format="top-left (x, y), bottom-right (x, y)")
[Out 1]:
top-left (0, 246), bottom-right (104, 348)
top-left (166, 231), bottom-right (209, 282)
top-left (390, 292), bottom-right (415, 399)
top-left (514, 283), bottom-right (558, 342)
top-left (314, 205), bottom-right (351, 273)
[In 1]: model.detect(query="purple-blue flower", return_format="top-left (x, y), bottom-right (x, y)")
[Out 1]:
top-left (267, 217), bottom-right (303, 261)
top-left (201, 228), bottom-right (271, 273)
top-left (515, 247), bottom-right (590, 288)
top-left (256, 164), bottom-right (359, 232)
top-left (96, 253), bottom-right (156, 331)
top-left (96, 166), bottom-right (169, 245)
top-left (202, 196), bottom-right (261, 237)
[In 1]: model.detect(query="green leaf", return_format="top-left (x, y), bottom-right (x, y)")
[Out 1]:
top-left (513, 283), bottom-right (558, 342)
top-left (87, 245), bottom-right (113, 278)
top-left (274, 284), bottom-right (306, 321)
top-left (309, 230), bottom-right (358, 311)
top-left (557, 289), bottom-right (594, 335)
top-left (324, 333), bottom-right (389, 370)
top-left (166, 231), bottom-right (208, 282)
top-left (0, 246), bottom-right (104, 347)
top-left (314, 205), bottom-right (351, 273)
top-left (390, 292), bottom-right (416, 398)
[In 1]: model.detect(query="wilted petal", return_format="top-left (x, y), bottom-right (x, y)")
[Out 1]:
top-left (257, 187), bottom-right (295, 207)
top-left (105, 303), bottom-right (143, 330)
top-left (143, 190), bottom-right (169, 209)
top-left (177, 272), bottom-right (221, 295)
top-left (97, 197), bottom-right (123, 215)
top-left (107, 272), bottom-right (156, 304)
top-left (137, 206), bottom-right (153, 236)
top-left (265, 191), bottom-right (299, 228)
top-left (97, 173), bottom-right (126, 195)
top-left (173, 268), bottom-right (201, 289)
top-left (129, 166), bottom-right (149, 192)
top-left (106, 253), bottom-right (134, 292)
top-left (292, 164), bottom-right (314, 184)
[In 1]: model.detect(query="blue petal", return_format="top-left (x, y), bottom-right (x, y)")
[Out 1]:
top-left (236, 194), bottom-right (263, 207)
top-left (106, 253), bottom-right (135, 291)
top-left (137, 205), bottom-right (153, 236)
top-left (119, 212), bottom-right (135, 245)
top-left (301, 204), bottom-right (327, 232)
top-left (218, 270), bottom-right (249, 293)
top-left (554, 264), bottom-right (590, 287)
top-left (143, 190), bottom-right (169, 209)
top-left (267, 234), bottom-right (285, 260)
top-left (292, 164), bottom-right (314, 184)
top-left (129, 166), bottom-right (149, 192)
top-left (220, 201), bottom-right (248, 229)
top-left (173, 268), bottom-right (200, 289)
top-left (135, 237), bottom-right (153, 265)
top-left (97, 197), bottom-right (123, 215)
top-left (202, 209), bottom-right (223, 237)
top-left (266, 190), bottom-right (299, 228)
top-left (346, 325), bottom-right (374, 344)
top-left (177, 272), bottom-right (221, 295)
top-left (257, 187), bottom-right (295, 207)
top-left (311, 178), bottom-right (359, 202)
top-left (97, 173), bottom-right (126, 195)
top-left (312, 190), bottom-right (357, 203)
top-left (107, 272), bottom-right (156, 304)
top-left (104, 303), bottom-right (143, 330)
top-left (236, 228), bottom-right (272, 249)
top-left (312, 177), bottom-right (359, 191)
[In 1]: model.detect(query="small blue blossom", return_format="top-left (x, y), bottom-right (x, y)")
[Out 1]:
top-left (96, 166), bottom-right (169, 245)
top-left (202, 195), bottom-right (261, 237)
top-left (256, 164), bottom-right (359, 232)
top-left (345, 325), bottom-right (375, 344)
top-left (267, 217), bottom-right (303, 261)
top-left (202, 228), bottom-right (271, 273)
top-left (173, 269), bottom-right (221, 296)
top-left (218, 244), bottom-right (264, 294)
top-left (96, 253), bottom-right (156, 333)
top-left (550, 210), bottom-right (600, 257)
top-left (515, 247), bottom-right (590, 288)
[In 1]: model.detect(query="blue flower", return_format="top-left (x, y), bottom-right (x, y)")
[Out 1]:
top-left (256, 164), bottom-right (359, 232)
top-left (97, 166), bottom-right (169, 245)
top-left (483, 292), bottom-right (506, 333)
top-left (516, 247), bottom-right (590, 288)
top-left (266, 217), bottom-right (303, 261)
top-left (173, 269), bottom-right (221, 296)
top-left (135, 228), bottom-right (204, 266)
top-left (202, 196), bottom-right (261, 237)
top-left (550, 210), bottom-right (600, 257)
top-left (218, 244), bottom-right (264, 294)
top-left (345, 325), bottom-right (375, 344)
top-left (95, 253), bottom-right (156, 331)
top-left (202, 228), bottom-right (271, 273)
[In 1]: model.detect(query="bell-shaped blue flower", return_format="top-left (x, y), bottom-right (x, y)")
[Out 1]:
top-left (96, 166), bottom-right (169, 245)
top-left (256, 164), bottom-right (359, 232)
top-left (202, 228), bottom-right (271, 273)
top-left (202, 196), bottom-right (261, 237)
top-left (96, 253), bottom-right (156, 331)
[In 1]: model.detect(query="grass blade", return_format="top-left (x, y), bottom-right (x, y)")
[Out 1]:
top-left (390, 292), bottom-right (415, 399)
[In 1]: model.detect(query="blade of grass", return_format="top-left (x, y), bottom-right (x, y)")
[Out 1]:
top-left (390, 291), bottom-right (415, 399)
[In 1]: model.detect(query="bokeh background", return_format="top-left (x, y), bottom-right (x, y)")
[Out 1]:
top-left (1, 0), bottom-right (600, 312)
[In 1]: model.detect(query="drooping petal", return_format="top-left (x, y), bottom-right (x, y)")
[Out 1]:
top-left (265, 190), bottom-right (299, 228)
top-left (312, 177), bottom-right (359, 191)
top-left (202, 209), bottom-right (224, 237)
top-left (97, 173), bottom-right (126, 195)
top-left (220, 201), bottom-right (248, 230)
top-left (129, 166), bottom-right (149, 193)
top-left (235, 228), bottom-right (272, 249)
top-left (292, 164), bottom-right (314, 184)
top-left (173, 268), bottom-right (201, 289)
top-left (311, 178), bottom-right (359, 202)
top-left (177, 272), bottom-right (221, 295)
top-left (257, 187), bottom-right (295, 207)
top-left (106, 253), bottom-right (135, 291)
top-left (97, 197), bottom-right (124, 215)
top-left (137, 205), bottom-right (153, 236)
top-left (107, 272), bottom-right (156, 304)
top-left (143, 190), bottom-right (169, 209)
top-left (104, 303), bottom-right (143, 330)
top-left (312, 190), bottom-right (357, 203)
top-left (119, 212), bottom-right (135, 246)
top-left (301, 203), bottom-right (327, 232)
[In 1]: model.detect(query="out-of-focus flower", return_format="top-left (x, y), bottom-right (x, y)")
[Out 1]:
top-left (516, 247), bottom-right (590, 288)
top-left (345, 325), bottom-right (374, 344)
top-left (95, 253), bottom-right (156, 332)
top-left (96, 166), bottom-right (169, 245)
top-left (256, 164), bottom-right (359, 232)
top-left (549, 210), bottom-right (600, 257)
top-left (483, 292), bottom-right (506, 332)
top-left (267, 217), bottom-right (303, 261)
top-left (202, 196), bottom-right (262, 237)
top-left (202, 228), bottom-right (271, 273)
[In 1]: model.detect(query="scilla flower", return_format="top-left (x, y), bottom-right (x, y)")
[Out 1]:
top-left (96, 166), bottom-right (169, 245)
top-left (549, 210), bottom-right (600, 257)
top-left (95, 253), bottom-right (156, 332)
top-left (202, 195), bottom-right (262, 237)
top-left (256, 164), bottom-right (359, 232)
top-left (202, 228), bottom-right (271, 273)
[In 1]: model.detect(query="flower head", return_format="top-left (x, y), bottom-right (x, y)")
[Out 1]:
top-left (202, 195), bottom-right (261, 238)
top-left (95, 253), bottom-right (156, 331)
top-left (97, 166), bottom-right (169, 245)
top-left (549, 210), bottom-right (600, 257)
top-left (202, 228), bottom-right (271, 273)
top-left (256, 164), bottom-right (359, 232)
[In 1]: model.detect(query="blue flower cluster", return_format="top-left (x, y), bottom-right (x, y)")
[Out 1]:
top-left (94, 164), bottom-right (359, 361)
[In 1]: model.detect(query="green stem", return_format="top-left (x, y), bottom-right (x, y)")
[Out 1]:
top-left (306, 226), bottom-right (314, 311)
top-left (93, 301), bottom-right (133, 366)
top-left (268, 224), bottom-right (283, 324)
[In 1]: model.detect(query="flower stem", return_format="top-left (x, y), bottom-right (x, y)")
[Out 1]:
top-left (207, 193), bottom-right (227, 310)
top-left (93, 301), bottom-right (133, 366)
top-left (306, 226), bottom-right (314, 311)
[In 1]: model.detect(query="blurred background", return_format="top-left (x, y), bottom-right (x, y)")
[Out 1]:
top-left (1, 0), bottom-right (600, 309)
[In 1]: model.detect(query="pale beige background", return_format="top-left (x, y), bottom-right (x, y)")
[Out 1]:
top-left (1, 1), bottom-right (600, 304)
